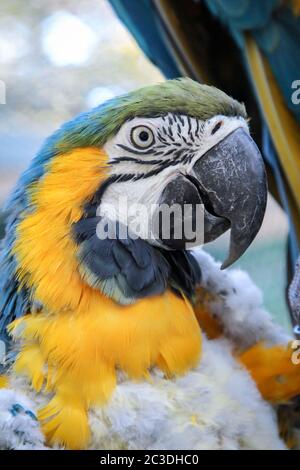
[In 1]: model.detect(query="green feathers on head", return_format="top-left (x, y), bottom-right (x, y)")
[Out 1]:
top-left (10, 78), bottom-right (247, 201)
top-left (55, 78), bottom-right (247, 154)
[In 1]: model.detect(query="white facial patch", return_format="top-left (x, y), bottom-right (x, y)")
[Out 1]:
top-left (104, 113), bottom-right (249, 171)
top-left (101, 113), bottom-right (249, 240)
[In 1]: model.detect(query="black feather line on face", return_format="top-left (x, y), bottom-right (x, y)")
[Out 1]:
top-left (177, 115), bottom-right (184, 126)
top-left (189, 132), bottom-right (195, 143)
top-left (110, 150), bottom-right (197, 180)
top-left (109, 113), bottom-right (209, 179)
top-left (157, 132), bottom-right (168, 144)
top-left (187, 116), bottom-right (192, 135)
top-left (86, 173), bottom-right (136, 213)
top-left (116, 144), bottom-right (152, 156)
top-left (151, 151), bottom-right (164, 157)
top-left (167, 126), bottom-right (174, 138)
top-left (182, 135), bottom-right (188, 145)
top-left (111, 156), bottom-right (164, 165)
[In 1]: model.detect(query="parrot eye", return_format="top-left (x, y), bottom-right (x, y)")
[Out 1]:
top-left (130, 125), bottom-right (155, 149)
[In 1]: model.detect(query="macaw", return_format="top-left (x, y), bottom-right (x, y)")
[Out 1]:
top-left (0, 79), bottom-right (300, 450)
top-left (109, 0), bottom-right (300, 280)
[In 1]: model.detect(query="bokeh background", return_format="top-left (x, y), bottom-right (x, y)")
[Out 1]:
top-left (0, 0), bottom-right (291, 331)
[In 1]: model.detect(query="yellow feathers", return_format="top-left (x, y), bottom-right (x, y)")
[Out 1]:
top-left (13, 343), bottom-right (45, 392)
top-left (0, 375), bottom-right (8, 388)
top-left (9, 146), bottom-right (202, 448)
top-left (13, 147), bottom-right (109, 314)
top-left (239, 343), bottom-right (300, 403)
top-left (38, 394), bottom-right (90, 450)
top-left (193, 286), bottom-right (223, 340)
top-left (10, 292), bottom-right (201, 449)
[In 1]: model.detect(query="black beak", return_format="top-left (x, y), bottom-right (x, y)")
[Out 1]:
top-left (191, 127), bottom-right (267, 268)
top-left (156, 128), bottom-right (267, 269)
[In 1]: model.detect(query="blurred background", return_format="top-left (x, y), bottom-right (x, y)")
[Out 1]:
top-left (0, 0), bottom-right (293, 331)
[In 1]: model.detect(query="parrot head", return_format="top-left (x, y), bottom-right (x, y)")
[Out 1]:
top-left (70, 78), bottom-right (266, 271)
top-left (1, 78), bottom-right (267, 321)
top-left (99, 81), bottom-right (267, 269)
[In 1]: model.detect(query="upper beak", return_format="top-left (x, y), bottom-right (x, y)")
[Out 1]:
top-left (191, 127), bottom-right (267, 269)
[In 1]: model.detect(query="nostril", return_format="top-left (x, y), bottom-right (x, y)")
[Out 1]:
top-left (211, 121), bottom-right (223, 135)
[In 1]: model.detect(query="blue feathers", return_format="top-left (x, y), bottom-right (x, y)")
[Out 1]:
top-left (73, 207), bottom-right (201, 305)
top-left (204, 0), bottom-right (300, 124)
top-left (204, 0), bottom-right (277, 34)
top-left (109, 0), bottom-right (180, 79)
top-left (10, 403), bottom-right (37, 421)
top-left (0, 216), bottom-right (30, 370)
top-left (253, 9), bottom-right (300, 123)
top-left (73, 215), bottom-right (171, 304)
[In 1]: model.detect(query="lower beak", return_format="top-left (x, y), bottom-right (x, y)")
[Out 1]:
top-left (191, 127), bottom-right (267, 268)
top-left (156, 128), bottom-right (267, 269)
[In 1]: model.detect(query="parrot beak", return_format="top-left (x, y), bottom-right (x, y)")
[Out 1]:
top-left (191, 127), bottom-right (267, 269)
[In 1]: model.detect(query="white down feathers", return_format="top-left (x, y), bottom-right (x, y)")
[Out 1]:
top-left (0, 249), bottom-right (290, 450)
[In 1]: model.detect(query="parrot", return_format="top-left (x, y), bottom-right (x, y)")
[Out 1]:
top-left (109, 0), bottom-right (300, 286)
top-left (0, 78), bottom-right (300, 450)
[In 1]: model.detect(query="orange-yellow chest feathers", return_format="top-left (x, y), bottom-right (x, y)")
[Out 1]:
top-left (9, 146), bottom-right (202, 448)
top-left (13, 147), bottom-right (109, 313)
